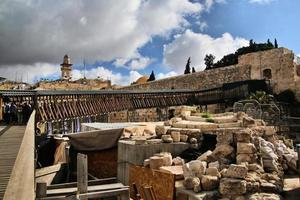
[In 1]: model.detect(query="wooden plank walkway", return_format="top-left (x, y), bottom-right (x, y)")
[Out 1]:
top-left (0, 126), bottom-right (26, 199)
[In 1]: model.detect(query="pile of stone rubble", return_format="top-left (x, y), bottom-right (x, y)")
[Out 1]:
top-left (140, 106), bottom-right (298, 199)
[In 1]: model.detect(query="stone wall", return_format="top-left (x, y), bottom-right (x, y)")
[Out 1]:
top-left (238, 48), bottom-right (298, 96)
top-left (108, 108), bottom-right (169, 123)
top-left (35, 79), bottom-right (111, 90)
top-left (122, 65), bottom-right (251, 90)
top-left (122, 48), bottom-right (300, 100)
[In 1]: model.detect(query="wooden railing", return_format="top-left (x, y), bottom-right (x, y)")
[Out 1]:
top-left (3, 110), bottom-right (36, 200)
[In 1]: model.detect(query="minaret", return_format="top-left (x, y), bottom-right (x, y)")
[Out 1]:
top-left (61, 54), bottom-right (72, 81)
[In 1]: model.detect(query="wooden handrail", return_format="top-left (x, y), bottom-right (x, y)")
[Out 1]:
top-left (3, 110), bottom-right (36, 200)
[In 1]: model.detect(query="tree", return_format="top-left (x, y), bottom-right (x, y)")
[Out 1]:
top-left (192, 67), bottom-right (196, 73)
top-left (147, 70), bottom-right (155, 82)
top-left (204, 54), bottom-right (215, 70)
top-left (274, 39), bottom-right (278, 48)
top-left (184, 57), bottom-right (191, 74)
top-left (267, 39), bottom-right (274, 48)
top-left (249, 39), bottom-right (254, 47)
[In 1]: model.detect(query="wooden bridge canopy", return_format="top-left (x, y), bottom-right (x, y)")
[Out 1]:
top-left (0, 80), bottom-right (269, 123)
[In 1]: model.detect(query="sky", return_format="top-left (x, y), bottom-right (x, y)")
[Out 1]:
top-left (0, 0), bottom-right (299, 85)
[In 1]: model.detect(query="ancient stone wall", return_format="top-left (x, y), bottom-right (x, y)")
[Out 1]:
top-left (35, 79), bottom-right (111, 90)
top-left (108, 108), bottom-right (169, 123)
top-left (123, 48), bottom-right (300, 100)
top-left (238, 48), bottom-right (298, 96)
top-left (122, 65), bottom-right (251, 90)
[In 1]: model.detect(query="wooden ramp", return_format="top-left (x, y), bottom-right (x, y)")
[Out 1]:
top-left (0, 126), bottom-right (26, 199)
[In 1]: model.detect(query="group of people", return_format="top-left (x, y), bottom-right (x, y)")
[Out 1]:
top-left (3, 101), bottom-right (33, 124)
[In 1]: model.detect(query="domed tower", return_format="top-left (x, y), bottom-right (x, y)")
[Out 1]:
top-left (61, 54), bottom-right (72, 81)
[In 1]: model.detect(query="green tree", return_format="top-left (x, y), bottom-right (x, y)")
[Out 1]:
top-left (184, 57), bottom-right (191, 74)
top-left (204, 54), bottom-right (215, 70)
top-left (147, 70), bottom-right (156, 82)
top-left (274, 39), bottom-right (278, 48)
top-left (192, 67), bottom-right (196, 73)
top-left (249, 91), bottom-right (274, 104)
top-left (249, 39), bottom-right (254, 47)
top-left (267, 39), bottom-right (274, 48)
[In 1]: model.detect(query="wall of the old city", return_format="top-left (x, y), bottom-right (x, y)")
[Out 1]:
top-left (238, 48), bottom-right (298, 96)
top-left (123, 48), bottom-right (300, 100)
top-left (107, 108), bottom-right (169, 123)
top-left (122, 65), bottom-right (251, 91)
top-left (36, 79), bottom-right (111, 90)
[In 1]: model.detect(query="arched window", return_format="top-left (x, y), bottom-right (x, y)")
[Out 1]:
top-left (263, 69), bottom-right (272, 79)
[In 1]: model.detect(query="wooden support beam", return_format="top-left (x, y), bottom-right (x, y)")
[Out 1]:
top-left (77, 153), bottom-right (88, 200)
top-left (36, 182), bottom-right (47, 198)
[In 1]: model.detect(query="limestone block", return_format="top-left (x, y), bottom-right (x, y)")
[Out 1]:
top-left (149, 156), bottom-right (165, 170)
top-left (236, 112), bottom-right (247, 120)
top-left (183, 160), bottom-right (206, 178)
top-left (265, 126), bottom-right (276, 136)
top-left (247, 193), bottom-right (281, 200)
top-left (161, 135), bottom-right (173, 143)
top-left (185, 115), bottom-right (206, 122)
top-left (208, 161), bottom-right (220, 170)
top-left (205, 167), bottom-right (220, 178)
top-left (219, 178), bottom-right (247, 195)
top-left (201, 175), bottom-right (219, 191)
top-left (246, 181), bottom-right (260, 193)
top-left (236, 154), bottom-right (257, 164)
top-left (197, 150), bottom-right (212, 161)
top-left (237, 142), bottom-right (257, 154)
top-left (144, 159), bottom-right (150, 167)
top-left (212, 144), bottom-right (234, 158)
top-left (171, 131), bottom-right (181, 142)
top-left (157, 152), bottom-right (172, 166)
top-left (242, 116), bottom-right (256, 127)
top-left (221, 164), bottom-right (248, 179)
top-left (217, 132), bottom-right (233, 144)
top-left (236, 128), bottom-right (252, 143)
top-left (172, 156), bottom-right (185, 166)
top-left (260, 182), bottom-right (281, 193)
top-left (173, 121), bottom-right (189, 129)
top-left (180, 134), bottom-right (188, 142)
top-left (155, 125), bottom-right (169, 136)
top-left (183, 177), bottom-right (201, 193)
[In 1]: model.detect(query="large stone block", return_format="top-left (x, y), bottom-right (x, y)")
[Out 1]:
top-left (221, 164), bottom-right (248, 179)
top-left (217, 131), bottom-right (233, 144)
top-left (183, 160), bottom-right (206, 178)
top-left (236, 128), bottom-right (252, 143)
top-left (237, 142), bottom-right (257, 154)
top-left (236, 153), bottom-right (257, 164)
top-left (201, 175), bottom-right (219, 191)
top-left (219, 178), bottom-right (247, 195)
top-left (212, 144), bottom-right (234, 158)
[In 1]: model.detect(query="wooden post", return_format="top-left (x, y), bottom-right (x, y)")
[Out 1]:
top-left (36, 182), bottom-right (47, 198)
top-left (296, 144), bottom-right (300, 175)
top-left (77, 153), bottom-right (88, 200)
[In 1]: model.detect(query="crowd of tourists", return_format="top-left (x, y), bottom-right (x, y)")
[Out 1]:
top-left (2, 101), bottom-right (33, 124)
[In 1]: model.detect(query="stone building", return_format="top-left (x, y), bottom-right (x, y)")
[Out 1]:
top-left (122, 47), bottom-right (300, 100)
top-left (61, 54), bottom-right (72, 81)
top-left (34, 55), bottom-right (111, 90)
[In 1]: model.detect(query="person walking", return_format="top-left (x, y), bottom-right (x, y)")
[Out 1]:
top-left (3, 102), bottom-right (10, 124)
top-left (10, 102), bottom-right (17, 124)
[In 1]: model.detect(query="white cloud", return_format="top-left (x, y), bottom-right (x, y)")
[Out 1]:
top-left (249, 0), bottom-right (274, 4)
top-left (0, 0), bottom-right (202, 66)
top-left (128, 57), bottom-right (152, 70)
top-left (0, 63), bottom-right (60, 83)
top-left (156, 71), bottom-right (178, 80)
top-left (163, 30), bottom-right (248, 72)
